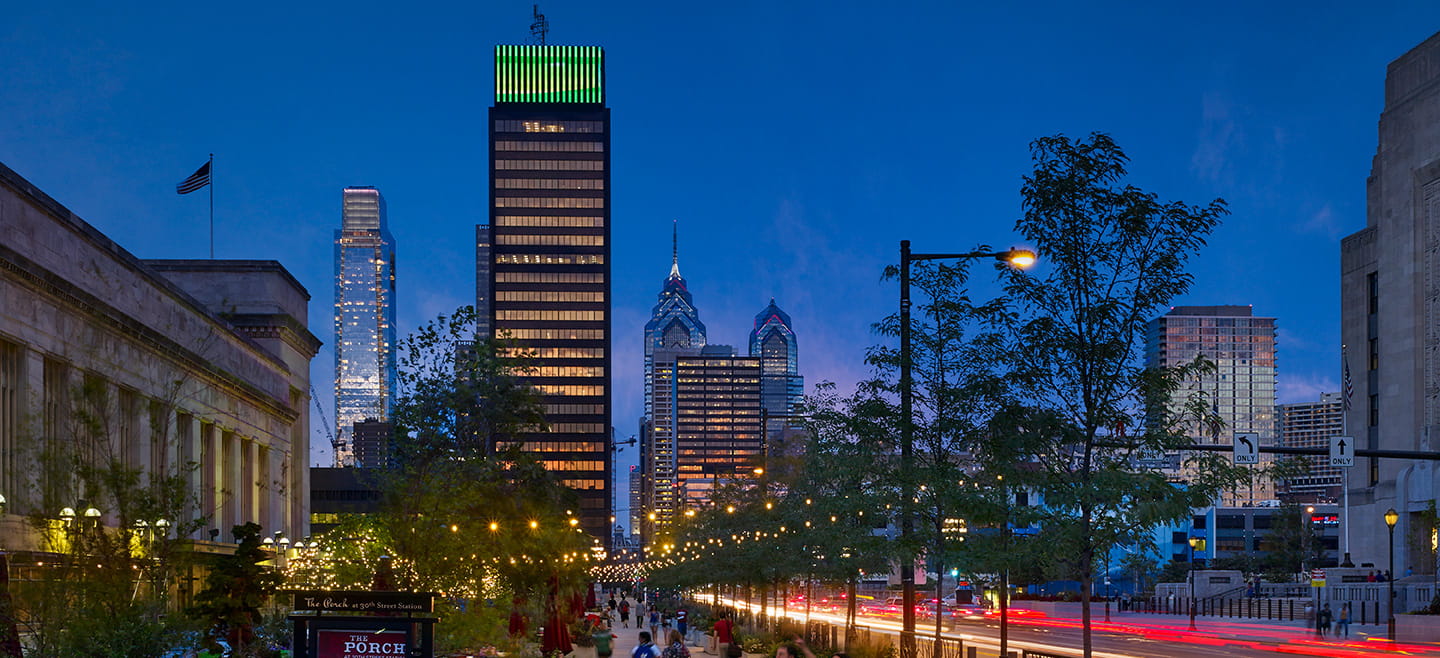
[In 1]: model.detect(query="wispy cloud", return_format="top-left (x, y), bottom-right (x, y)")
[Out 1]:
top-left (1191, 92), bottom-right (1241, 183)
top-left (1277, 371), bottom-right (1338, 405)
top-left (1298, 203), bottom-right (1343, 240)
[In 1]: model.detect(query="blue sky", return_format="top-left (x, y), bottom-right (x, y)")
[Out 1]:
top-left (4, 2), bottom-right (1439, 512)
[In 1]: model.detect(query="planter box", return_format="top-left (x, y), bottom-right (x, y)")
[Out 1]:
top-left (1397, 614), bottom-right (1440, 643)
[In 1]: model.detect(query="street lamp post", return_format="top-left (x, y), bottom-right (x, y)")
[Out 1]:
top-left (1386, 508), bottom-right (1399, 641)
top-left (1188, 537), bottom-right (1200, 631)
top-left (898, 240), bottom-right (1035, 658)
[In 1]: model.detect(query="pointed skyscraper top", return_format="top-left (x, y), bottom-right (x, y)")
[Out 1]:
top-left (669, 220), bottom-right (681, 280)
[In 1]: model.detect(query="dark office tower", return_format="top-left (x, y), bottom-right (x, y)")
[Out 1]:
top-left (351, 418), bottom-right (392, 469)
top-left (749, 299), bottom-right (803, 436)
top-left (481, 45), bottom-right (611, 541)
top-left (673, 353), bottom-right (763, 510)
top-left (334, 187), bottom-right (396, 467)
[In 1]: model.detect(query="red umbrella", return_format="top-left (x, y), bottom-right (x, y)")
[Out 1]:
top-left (541, 575), bottom-right (573, 655)
top-left (509, 595), bottom-right (528, 638)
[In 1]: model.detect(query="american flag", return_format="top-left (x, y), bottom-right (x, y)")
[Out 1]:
top-left (1343, 354), bottom-right (1354, 412)
top-left (175, 161), bottom-right (211, 194)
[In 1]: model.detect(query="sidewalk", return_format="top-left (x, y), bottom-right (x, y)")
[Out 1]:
top-left (609, 623), bottom-right (712, 658)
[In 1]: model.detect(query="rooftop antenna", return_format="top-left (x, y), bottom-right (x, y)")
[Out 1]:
top-left (529, 5), bottom-right (549, 45)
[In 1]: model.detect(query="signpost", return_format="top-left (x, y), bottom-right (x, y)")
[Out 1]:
top-left (289, 591), bottom-right (438, 658)
top-left (1330, 436), bottom-right (1355, 468)
top-left (1311, 569), bottom-right (1327, 588)
top-left (1233, 432), bottom-right (1259, 465)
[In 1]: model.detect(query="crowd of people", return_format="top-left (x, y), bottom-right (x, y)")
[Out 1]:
top-left (588, 591), bottom-right (849, 658)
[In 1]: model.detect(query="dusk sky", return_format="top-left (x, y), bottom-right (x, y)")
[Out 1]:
top-left (5, 3), bottom-right (1440, 519)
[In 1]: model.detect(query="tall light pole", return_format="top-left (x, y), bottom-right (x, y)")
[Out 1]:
top-left (1386, 507), bottom-right (1399, 641)
top-left (899, 240), bottom-right (1035, 658)
top-left (1188, 537), bottom-right (1200, 631)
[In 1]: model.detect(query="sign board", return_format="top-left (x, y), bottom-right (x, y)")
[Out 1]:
top-left (1233, 432), bottom-right (1259, 464)
top-left (1311, 569), bottom-right (1327, 588)
top-left (1330, 435), bottom-right (1355, 468)
top-left (292, 591), bottom-right (434, 614)
top-left (317, 629), bottom-right (408, 658)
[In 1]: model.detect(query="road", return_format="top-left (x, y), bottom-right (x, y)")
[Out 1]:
top-left (716, 597), bottom-right (1440, 658)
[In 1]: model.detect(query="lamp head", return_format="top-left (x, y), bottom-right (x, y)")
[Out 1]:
top-left (1002, 248), bottom-right (1038, 269)
top-left (1385, 508), bottom-right (1400, 528)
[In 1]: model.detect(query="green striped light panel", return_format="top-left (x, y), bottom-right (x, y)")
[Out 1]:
top-left (495, 45), bottom-right (605, 104)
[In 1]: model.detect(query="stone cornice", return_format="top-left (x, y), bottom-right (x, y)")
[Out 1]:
top-left (0, 246), bottom-right (299, 422)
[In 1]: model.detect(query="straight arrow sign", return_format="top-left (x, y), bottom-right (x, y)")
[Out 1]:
top-left (1234, 432), bottom-right (1259, 464)
top-left (1331, 435), bottom-right (1355, 467)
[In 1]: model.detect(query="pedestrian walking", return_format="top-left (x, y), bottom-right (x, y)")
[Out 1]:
top-left (634, 632), bottom-right (662, 658)
top-left (676, 607), bottom-right (688, 640)
top-left (1317, 603), bottom-right (1332, 637)
top-left (712, 612), bottom-right (734, 658)
top-left (594, 619), bottom-right (618, 658)
top-left (1337, 602), bottom-right (1351, 638)
top-left (649, 609), bottom-right (661, 639)
top-left (620, 598), bottom-right (632, 628)
top-left (663, 630), bottom-right (691, 658)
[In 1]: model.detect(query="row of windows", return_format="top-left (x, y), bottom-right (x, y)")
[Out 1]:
top-left (500, 328), bottom-right (606, 340)
top-left (495, 197), bottom-right (604, 209)
top-left (503, 347), bottom-right (606, 359)
top-left (526, 423), bottom-right (606, 434)
top-left (495, 159), bottom-right (604, 171)
top-left (497, 310), bottom-right (605, 321)
top-left (495, 140), bottom-right (604, 152)
top-left (562, 479), bottom-right (606, 491)
top-left (545, 403), bottom-right (606, 415)
top-left (531, 366), bottom-right (606, 377)
top-left (534, 384), bottom-right (606, 396)
top-left (496, 234), bottom-right (605, 247)
top-left (496, 215), bottom-right (604, 228)
top-left (496, 178), bottom-right (605, 190)
top-left (496, 291), bottom-right (606, 303)
top-left (539, 460), bottom-right (607, 470)
top-left (498, 440), bottom-right (603, 452)
top-left (495, 254), bottom-right (604, 265)
top-left (495, 120), bottom-right (605, 133)
top-left (495, 271), bottom-right (604, 283)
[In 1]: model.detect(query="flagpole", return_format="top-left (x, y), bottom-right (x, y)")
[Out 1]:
top-left (208, 153), bottom-right (214, 259)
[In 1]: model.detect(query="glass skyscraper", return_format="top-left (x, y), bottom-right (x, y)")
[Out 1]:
top-left (750, 299), bottom-right (803, 436)
top-left (478, 45), bottom-right (612, 541)
top-left (1144, 305), bottom-right (1277, 505)
top-left (333, 186), bottom-right (396, 467)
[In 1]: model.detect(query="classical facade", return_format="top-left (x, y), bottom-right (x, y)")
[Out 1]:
top-left (1339, 29), bottom-right (1440, 575)
top-left (0, 160), bottom-right (317, 551)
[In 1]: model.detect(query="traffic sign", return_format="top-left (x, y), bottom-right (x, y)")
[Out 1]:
top-left (1233, 432), bottom-right (1259, 464)
top-left (1311, 569), bottom-right (1327, 587)
top-left (1330, 435), bottom-right (1355, 467)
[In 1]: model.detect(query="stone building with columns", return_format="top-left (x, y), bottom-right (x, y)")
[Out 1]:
top-left (0, 159), bottom-right (318, 552)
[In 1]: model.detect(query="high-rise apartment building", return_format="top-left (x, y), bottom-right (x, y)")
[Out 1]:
top-left (749, 299), bottom-right (803, 437)
top-left (477, 45), bottom-right (611, 540)
top-left (1144, 305), bottom-right (1278, 506)
top-left (334, 187), bottom-right (396, 466)
top-left (1276, 393), bottom-right (1344, 503)
top-left (1340, 30), bottom-right (1440, 573)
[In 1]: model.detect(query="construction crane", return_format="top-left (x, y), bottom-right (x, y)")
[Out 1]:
top-left (309, 384), bottom-right (341, 458)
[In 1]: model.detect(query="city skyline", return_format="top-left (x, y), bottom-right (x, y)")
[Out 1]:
top-left (8, 4), bottom-right (1440, 512)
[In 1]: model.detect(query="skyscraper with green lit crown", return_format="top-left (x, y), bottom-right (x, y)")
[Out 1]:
top-left (477, 45), bottom-right (612, 543)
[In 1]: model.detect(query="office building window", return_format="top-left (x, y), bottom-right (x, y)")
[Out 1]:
top-left (1369, 337), bottom-right (1379, 371)
top-left (1369, 394), bottom-right (1379, 427)
top-left (1368, 272), bottom-right (1379, 315)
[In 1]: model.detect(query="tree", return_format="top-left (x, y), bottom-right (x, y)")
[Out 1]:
top-left (15, 371), bottom-right (207, 658)
top-left (189, 522), bottom-right (282, 656)
top-left (988, 133), bottom-right (1245, 657)
top-left (298, 307), bottom-right (591, 652)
